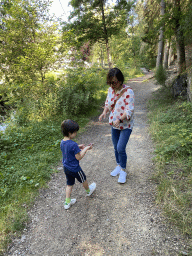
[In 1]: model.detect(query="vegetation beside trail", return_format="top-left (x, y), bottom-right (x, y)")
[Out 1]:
top-left (0, 65), bottom-right (142, 253)
top-left (0, 67), bottom-right (107, 252)
top-left (147, 87), bottom-right (192, 248)
top-left (1, 0), bottom-right (192, 253)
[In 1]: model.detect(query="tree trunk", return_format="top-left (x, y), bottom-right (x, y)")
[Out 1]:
top-left (100, 45), bottom-right (104, 68)
top-left (100, 0), bottom-right (111, 69)
top-left (174, 0), bottom-right (186, 74)
top-left (168, 43), bottom-right (176, 67)
top-left (163, 40), bottom-right (170, 69)
top-left (156, 0), bottom-right (165, 68)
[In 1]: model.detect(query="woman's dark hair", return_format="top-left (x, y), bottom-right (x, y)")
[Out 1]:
top-left (61, 119), bottom-right (79, 136)
top-left (107, 67), bottom-right (124, 85)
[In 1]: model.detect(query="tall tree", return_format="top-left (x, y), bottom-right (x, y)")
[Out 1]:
top-left (0, 0), bottom-right (60, 104)
top-left (138, 0), bottom-right (160, 67)
top-left (63, 0), bottom-right (133, 68)
top-left (0, 0), bottom-right (59, 84)
top-left (173, 0), bottom-right (186, 73)
top-left (138, 0), bottom-right (189, 73)
top-left (156, 0), bottom-right (165, 68)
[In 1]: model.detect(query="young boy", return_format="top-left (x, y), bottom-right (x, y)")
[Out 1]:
top-left (60, 119), bottom-right (96, 210)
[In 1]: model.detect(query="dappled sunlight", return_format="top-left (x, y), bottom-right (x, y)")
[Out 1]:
top-left (87, 121), bottom-right (108, 126)
top-left (119, 196), bottom-right (129, 207)
top-left (80, 240), bottom-right (105, 255)
top-left (135, 110), bottom-right (146, 114)
top-left (131, 134), bottom-right (144, 140)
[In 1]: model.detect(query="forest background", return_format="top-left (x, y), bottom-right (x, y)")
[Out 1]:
top-left (0, 0), bottom-right (192, 253)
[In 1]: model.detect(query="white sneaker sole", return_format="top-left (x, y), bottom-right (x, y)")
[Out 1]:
top-left (110, 166), bottom-right (121, 177)
top-left (118, 171), bottom-right (127, 183)
top-left (64, 199), bottom-right (76, 209)
top-left (87, 182), bottom-right (96, 196)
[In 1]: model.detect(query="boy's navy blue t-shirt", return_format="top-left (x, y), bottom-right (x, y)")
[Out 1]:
top-left (60, 139), bottom-right (81, 172)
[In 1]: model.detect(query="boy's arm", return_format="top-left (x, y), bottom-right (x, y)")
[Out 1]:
top-left (75, 145), bottom-right (92, 161)
top-left (78, 144), bottom-right (85, 149)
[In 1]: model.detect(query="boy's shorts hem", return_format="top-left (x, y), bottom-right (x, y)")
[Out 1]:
top-left (64, 167), bottom-right (86, 186)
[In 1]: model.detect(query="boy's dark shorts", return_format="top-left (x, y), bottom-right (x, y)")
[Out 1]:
top-left (64, 167), bottom-right (86, 186)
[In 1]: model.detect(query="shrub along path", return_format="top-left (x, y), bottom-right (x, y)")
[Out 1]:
top-left (6, 75), bottom-right (189, 255)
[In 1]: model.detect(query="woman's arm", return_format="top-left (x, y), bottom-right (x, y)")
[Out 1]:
top-left (99, 87), bottom-right (112, 121)
top-left (125, 88), bottom-right (135, 119)
top-left (99, 106), bottom-right (109, 121)
top-left (112, 111), bottom-right (127, 128)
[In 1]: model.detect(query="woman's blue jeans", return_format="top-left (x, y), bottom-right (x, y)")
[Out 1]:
top-left (111, 127), bottom-right (132, 169)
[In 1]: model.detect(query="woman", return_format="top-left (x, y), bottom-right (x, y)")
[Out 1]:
top-left (99, 68), bottom-right (134, 183)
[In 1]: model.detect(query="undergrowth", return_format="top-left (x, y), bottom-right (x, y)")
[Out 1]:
top-left (147, 87), bottom-right (192, 249)
top-left (0, 113), bottom-right (104, 253)
top-left (0, 66), bottom-right (108, 254)
top-left (0, 65), bottom-right (149, 253)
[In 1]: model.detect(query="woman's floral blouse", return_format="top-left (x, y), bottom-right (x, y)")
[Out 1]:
top-left (105, 84), bottom-right (135, 130)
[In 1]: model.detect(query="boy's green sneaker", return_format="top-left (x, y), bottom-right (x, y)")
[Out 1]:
top-left (64, 198), bottom-right (76, 210)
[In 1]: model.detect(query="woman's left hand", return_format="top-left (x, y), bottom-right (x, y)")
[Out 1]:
top-left (113, 119), bottom-right (120, 128)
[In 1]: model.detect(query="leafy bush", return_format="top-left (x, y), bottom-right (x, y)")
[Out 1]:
top-left (0, 118), bottom-right (64, 250)
top-left (58, 67), bottom-right (106, 116)
top-left (155, 65), bottom-right (167, 86)
top-left (0, 66), bottom-right (108, 251)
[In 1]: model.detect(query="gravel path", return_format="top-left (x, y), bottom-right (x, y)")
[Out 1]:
top-left (6, 75), bottom-right (189, 256)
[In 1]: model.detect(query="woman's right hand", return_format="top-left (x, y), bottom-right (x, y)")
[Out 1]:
top-left (99, 112), bottom-right (106, 121)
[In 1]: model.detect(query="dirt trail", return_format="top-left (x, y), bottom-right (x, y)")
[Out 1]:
top-left (6, 74), bottom-right (188, 256)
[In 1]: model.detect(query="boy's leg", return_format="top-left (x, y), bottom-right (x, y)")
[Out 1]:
top-left (82, 179), bottom-right (96, 197)
top-left (82, 180), bottom-right (89, 190)
top-left (64, 185), bottom-right (76, 210)
top-left (76, 169), bottom-right (96, 196)
top-left (64, 168), bottom-right (76, 209)
top-left (66, 185), bottom-right (73, 199)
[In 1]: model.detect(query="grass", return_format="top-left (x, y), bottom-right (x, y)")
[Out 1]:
top-left (0, 93), bottom-right (108, 255)
top-left (0, 113), bottom-right (102, 253)
top-left (147, 86), bottom-right (192, 250)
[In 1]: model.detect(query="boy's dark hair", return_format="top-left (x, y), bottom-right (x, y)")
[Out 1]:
top-left (107, 67), bottom-right (124, 85)
top-left (61, 119), bottom-right (79, 136)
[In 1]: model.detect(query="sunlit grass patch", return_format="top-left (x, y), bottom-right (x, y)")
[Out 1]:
top-left (147, 87), bottom-right (192, 242)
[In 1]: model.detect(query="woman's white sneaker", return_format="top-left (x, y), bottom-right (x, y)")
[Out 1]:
top-left (118, 170), bottom-right (127, 183)
top-left (110, 165), bottom-right (121, 176)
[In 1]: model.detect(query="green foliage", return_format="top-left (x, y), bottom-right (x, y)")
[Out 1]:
top-left (67, 0), bottom-right (131, 45)
top-left (155, 65), bottom-right (167, 86)
top-left (0, 0), bottom-right (60, 97)
top-left (63, 0), bottom-right (133, 67)
top-left (58, 67), bottom-right (106, 116)
top-left (148, 87), bottom-right (192, 240)
top-left (0, 117), bottom-right (63, 250)
top-left (0, 120), bottom-right (61, 199)
top-left (1, 65), bottom-right (107, 125)
top-left (0, 65), bottom-right (109, 252)
top-left (9, 78), bottom-right (61, 124)
top-left (182, 1), bottom-right (192, 44)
